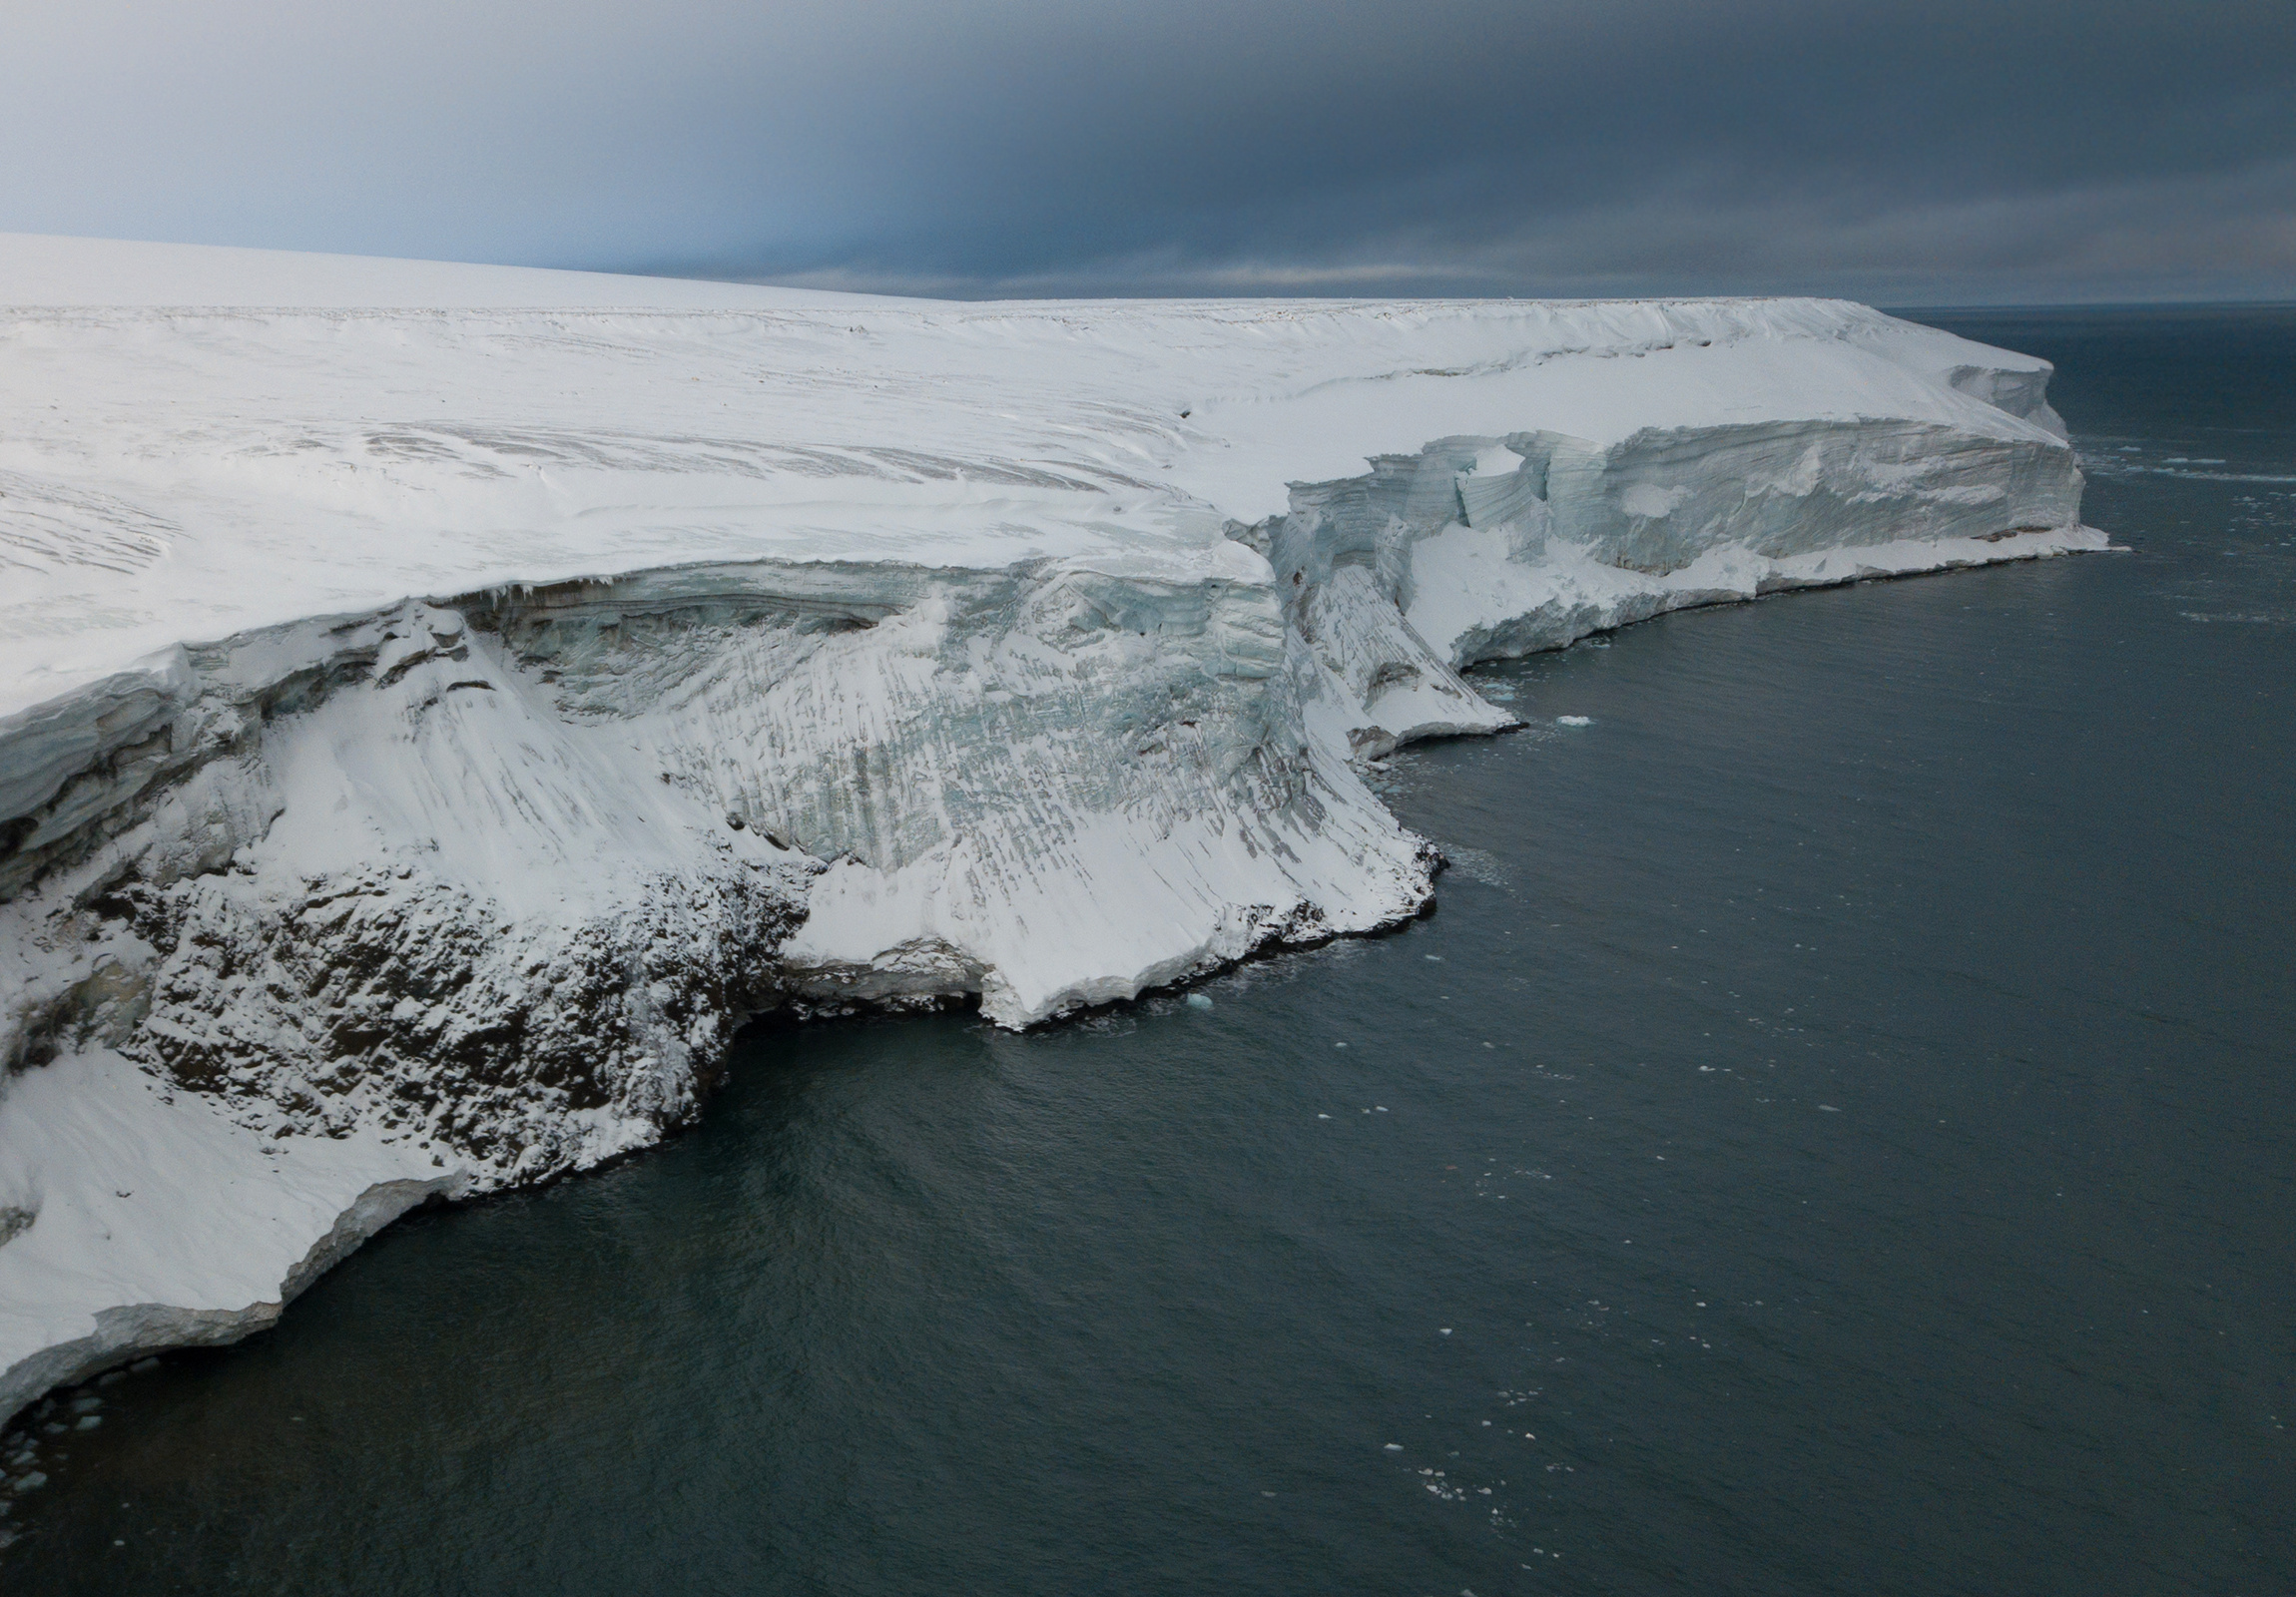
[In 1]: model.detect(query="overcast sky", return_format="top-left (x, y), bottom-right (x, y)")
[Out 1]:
top-left (3, 0), bottom-right (2290, 301)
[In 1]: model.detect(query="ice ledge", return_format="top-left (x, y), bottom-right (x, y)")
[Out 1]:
top-left (0, 1049), bottom-right (469, 1426)
top-left (0, 1177), bottom-right (463, 1426)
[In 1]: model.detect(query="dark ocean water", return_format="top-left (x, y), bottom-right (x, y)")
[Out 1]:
top-left (5, 307), bottom-right (2292, 1595)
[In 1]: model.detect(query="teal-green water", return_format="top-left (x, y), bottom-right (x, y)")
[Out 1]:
top-left (4, 307), bottom-right (2291, 1595)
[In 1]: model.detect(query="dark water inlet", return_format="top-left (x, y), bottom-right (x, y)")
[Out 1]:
top-left (2, 307), bottom-right (2291, 1595)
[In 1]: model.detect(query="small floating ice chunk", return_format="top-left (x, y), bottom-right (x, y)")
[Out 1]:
top-left (1384, 1443), bottom-right (1404, 1451)
top-left (1440, 1328), bottom-right (1452, 1335)
top-left (1185, 993), bottom-right (1213, 1010)
top-left (1819, 1104), bottom-right (1841, 1112)
top-left (1556, 716), bottom-right (1592, 727)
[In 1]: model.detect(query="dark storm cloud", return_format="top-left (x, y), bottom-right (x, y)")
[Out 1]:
top-left (3, 0), bottom-right (2290, 300)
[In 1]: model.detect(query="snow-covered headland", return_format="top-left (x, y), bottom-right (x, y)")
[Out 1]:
top-left (0, 234), bottom-right (2096, 1422)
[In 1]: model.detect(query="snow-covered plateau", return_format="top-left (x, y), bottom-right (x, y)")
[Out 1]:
top-left (0, 233), bottom-right (2098, 1423)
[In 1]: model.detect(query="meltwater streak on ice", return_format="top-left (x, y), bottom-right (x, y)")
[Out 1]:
top-left (1, 307), bottom-right (2289, 1595)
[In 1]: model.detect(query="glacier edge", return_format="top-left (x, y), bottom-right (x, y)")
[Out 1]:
top-left (0, 268), bottom-right (2103, 1427)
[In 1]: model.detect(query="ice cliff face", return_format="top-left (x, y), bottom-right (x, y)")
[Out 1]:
top-left (0, 235), bottom-right (2099, 1424)
top-left (1255, 417), bottom-right (2083, 688)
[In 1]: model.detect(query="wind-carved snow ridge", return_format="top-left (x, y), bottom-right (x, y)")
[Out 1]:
top-left (0, 235), bottom-right (2103, 1425)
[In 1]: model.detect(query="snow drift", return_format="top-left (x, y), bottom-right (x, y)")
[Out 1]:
top-left (0, 234), bottom-right (2097, 1424)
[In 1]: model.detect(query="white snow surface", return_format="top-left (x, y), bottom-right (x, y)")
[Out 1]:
top-left (0, 236), bottom-right (2098, 1422)
top-left (0, 233), bottom-right (2080, 720)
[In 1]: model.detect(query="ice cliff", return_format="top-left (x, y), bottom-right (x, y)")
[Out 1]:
top-left (0, 234), bottom-right (2098, 1422)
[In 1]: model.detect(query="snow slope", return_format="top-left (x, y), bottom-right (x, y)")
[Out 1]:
top-left (0, 235), bottom-right (2096, 1425)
